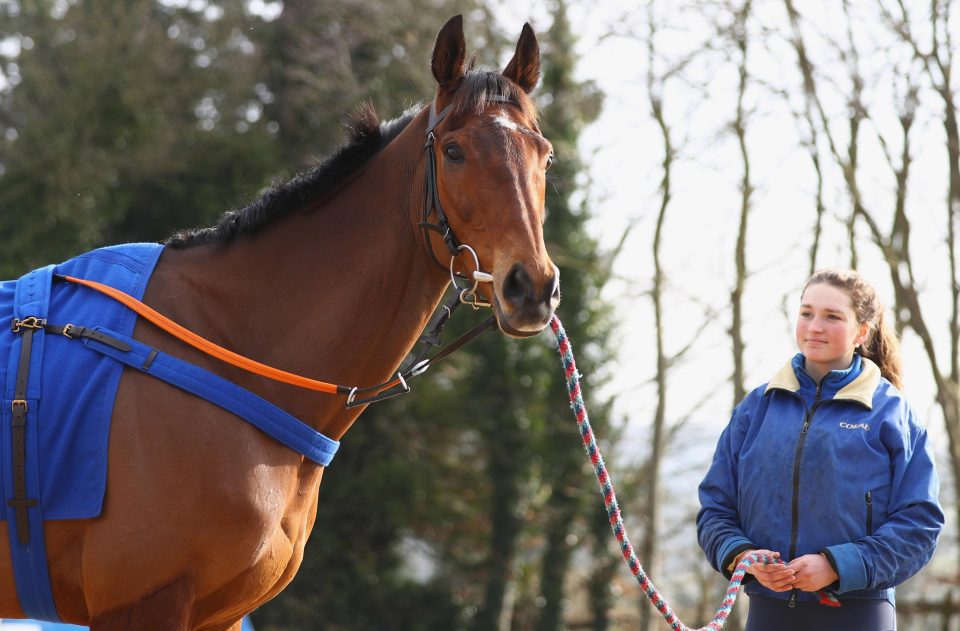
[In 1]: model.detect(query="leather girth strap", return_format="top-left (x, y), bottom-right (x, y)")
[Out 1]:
top-left (9, 321), bottom-right (39, 545)
top-left (5, 264), bottom-right (63, 622)
top-left (7, 317), bottom-right (130, 542)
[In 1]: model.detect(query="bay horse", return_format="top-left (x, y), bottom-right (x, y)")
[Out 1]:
top-left (0, 15), bottom-right (558, 630)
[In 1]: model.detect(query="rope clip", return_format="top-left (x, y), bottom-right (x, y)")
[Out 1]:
top-left (11, 317), bottom-right (46, 333)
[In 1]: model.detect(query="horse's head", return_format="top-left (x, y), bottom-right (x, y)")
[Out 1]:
top-left (422, 15), bottom-right (559, 338)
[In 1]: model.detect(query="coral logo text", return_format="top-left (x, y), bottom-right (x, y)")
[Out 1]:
top-left (839, 422), bottom-right (870, 431)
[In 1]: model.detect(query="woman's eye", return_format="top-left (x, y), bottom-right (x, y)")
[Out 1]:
top-left (445, 145), bottom-right (464, 161)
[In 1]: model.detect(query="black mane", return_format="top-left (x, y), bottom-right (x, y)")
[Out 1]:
top-left (165, 70), bottom-right (537, 249)
top-left (165, 103), bottom-right (420, 248)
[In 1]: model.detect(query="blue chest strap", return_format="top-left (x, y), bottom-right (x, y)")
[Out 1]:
top-left (79, 329), bottom-right (341, 467)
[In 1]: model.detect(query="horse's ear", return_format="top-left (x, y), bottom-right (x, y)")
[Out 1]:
top-left (502, 23), bottom-right (540, 94)
top-left (432, 15), bottom-right (466, 90)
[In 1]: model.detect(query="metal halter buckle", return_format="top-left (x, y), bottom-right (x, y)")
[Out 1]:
top-left (449, 244), bottom-right (493, 310)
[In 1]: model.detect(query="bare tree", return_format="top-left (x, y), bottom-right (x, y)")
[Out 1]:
top-left (592, 0), bottom-right (957, 627)
top-left (786, 0), bottom-right (959, 584)
top-left (637, 5), bottom-right (674, 628)
top-left (879, 0), bottom-right (960, 536)
top-left (636, 3), bottom-right (740, 628)
top-left (723, 4), bottom-right (753, 628)
top-left (729, 0), bottom-right (753, 408)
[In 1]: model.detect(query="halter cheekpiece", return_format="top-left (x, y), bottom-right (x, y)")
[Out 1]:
top-left (418, 95), bottom-right (517, 274)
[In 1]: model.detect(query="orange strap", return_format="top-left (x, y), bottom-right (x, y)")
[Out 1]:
top-left (61, 275), bottom-right (385, 395)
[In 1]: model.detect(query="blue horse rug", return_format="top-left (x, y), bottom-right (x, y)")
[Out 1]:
top-left (1, 243), bottom-right (162, 620)
top-left (1, 243), bottom-right (163, 522)
top-left (0, 243), bottom-right (339, 621)
top-left (2, 243), bottom-right (339, 621)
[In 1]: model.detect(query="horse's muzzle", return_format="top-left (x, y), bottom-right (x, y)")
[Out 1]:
top-left (494, 263), bottom-right (560, 337)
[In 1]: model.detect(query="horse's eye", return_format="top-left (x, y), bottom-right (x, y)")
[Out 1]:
top-left (445, 144), bottom-right (464, 161)
top-left (546, 153), bottom-right (555, 170)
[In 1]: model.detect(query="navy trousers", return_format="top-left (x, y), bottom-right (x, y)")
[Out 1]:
top-left (745, 594), bottom-right (896, 631)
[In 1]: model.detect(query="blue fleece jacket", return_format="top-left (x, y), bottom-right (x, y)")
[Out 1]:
top-left (697, 354), bottom-right (943, 604)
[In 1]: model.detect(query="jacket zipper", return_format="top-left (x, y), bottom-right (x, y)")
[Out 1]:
top-left (866, 491), bottom-right (873, 535)
top-left (788, 382), bottom-right (822, 608)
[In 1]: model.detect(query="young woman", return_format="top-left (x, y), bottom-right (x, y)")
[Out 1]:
top-left (697, 269), bottom-right (943, 630)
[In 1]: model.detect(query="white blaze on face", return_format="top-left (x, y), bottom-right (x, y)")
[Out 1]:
top-left (493, 115), bottom-right (520, 132)
top-left (492, 115), bottom-right (542, 141)
top-left (491, 115), bottom-right (542, 168)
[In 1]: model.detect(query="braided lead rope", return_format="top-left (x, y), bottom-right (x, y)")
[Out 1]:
top-left (548, 316), bottom-right (838, 631)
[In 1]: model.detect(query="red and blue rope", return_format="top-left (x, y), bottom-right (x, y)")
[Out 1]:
top-left (549, 315), bottom-right (839, 630)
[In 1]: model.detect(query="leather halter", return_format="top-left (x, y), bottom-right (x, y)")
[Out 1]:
top-left (418, 96), bottom-right (516, 276)
top-left (419, 101), bottom-right (459, 268)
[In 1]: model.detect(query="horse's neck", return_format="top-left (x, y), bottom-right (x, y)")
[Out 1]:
top-left (150, 130), bottom-right (448, 439)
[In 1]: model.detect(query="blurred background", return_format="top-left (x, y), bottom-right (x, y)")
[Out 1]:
top-left (1, 0), bottom-right (957, 629)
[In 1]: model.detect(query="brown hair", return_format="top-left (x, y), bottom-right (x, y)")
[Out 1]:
top-left (802, 268), bottom-right (903, 389)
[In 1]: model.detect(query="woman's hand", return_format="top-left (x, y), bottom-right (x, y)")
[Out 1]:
top-left (738, 550), bottom-right (796, 592)
top-left (787, 554), bottom-right (839, 592)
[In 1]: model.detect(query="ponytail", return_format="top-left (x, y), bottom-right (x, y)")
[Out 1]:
top-left (860, 307), bottom-right (903, 390)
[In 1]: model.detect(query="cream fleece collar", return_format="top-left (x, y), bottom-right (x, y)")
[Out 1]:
top-left (764, 356), bottom-right (881, 409)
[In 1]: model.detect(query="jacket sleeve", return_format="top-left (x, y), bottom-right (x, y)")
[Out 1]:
top-left (697, 401), bottom-right (756, 579)
top-left (822, 403), bottom-right (944, 593)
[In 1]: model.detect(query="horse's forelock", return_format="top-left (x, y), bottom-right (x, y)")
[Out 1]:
top-left (452, 70), bottom-right (538, 122)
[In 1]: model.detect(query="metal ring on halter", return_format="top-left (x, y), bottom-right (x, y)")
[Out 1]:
top-left (449, 244), bottom-right (493, 309)
top-left (448, 244), bottom-right (484, 287)
top-left (345, 386), bottom-right (358, 407)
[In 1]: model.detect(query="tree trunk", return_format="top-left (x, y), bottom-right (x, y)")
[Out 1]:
top-left (730, 0), bottom-right (752, 407)
top-left (535, 485), bottom-right (578, 631)
top-left (586, 502), bottom-right (619, 631)
top-left (474, 416), bottom-right (524, 631)
top-left (639, 2), bottom-right (674, 624)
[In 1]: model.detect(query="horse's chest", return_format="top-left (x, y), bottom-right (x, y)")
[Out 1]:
top-left (223, 470), bottom-right (322, 609)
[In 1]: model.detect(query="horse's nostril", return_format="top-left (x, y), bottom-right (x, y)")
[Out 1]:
top-left (545, 271), bottom-right (560, 302)
top-left (503, 264), bottom-right (531, 305)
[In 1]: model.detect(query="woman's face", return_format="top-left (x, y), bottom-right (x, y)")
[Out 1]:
top-left (796, 283), bottom-right (869, 376)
